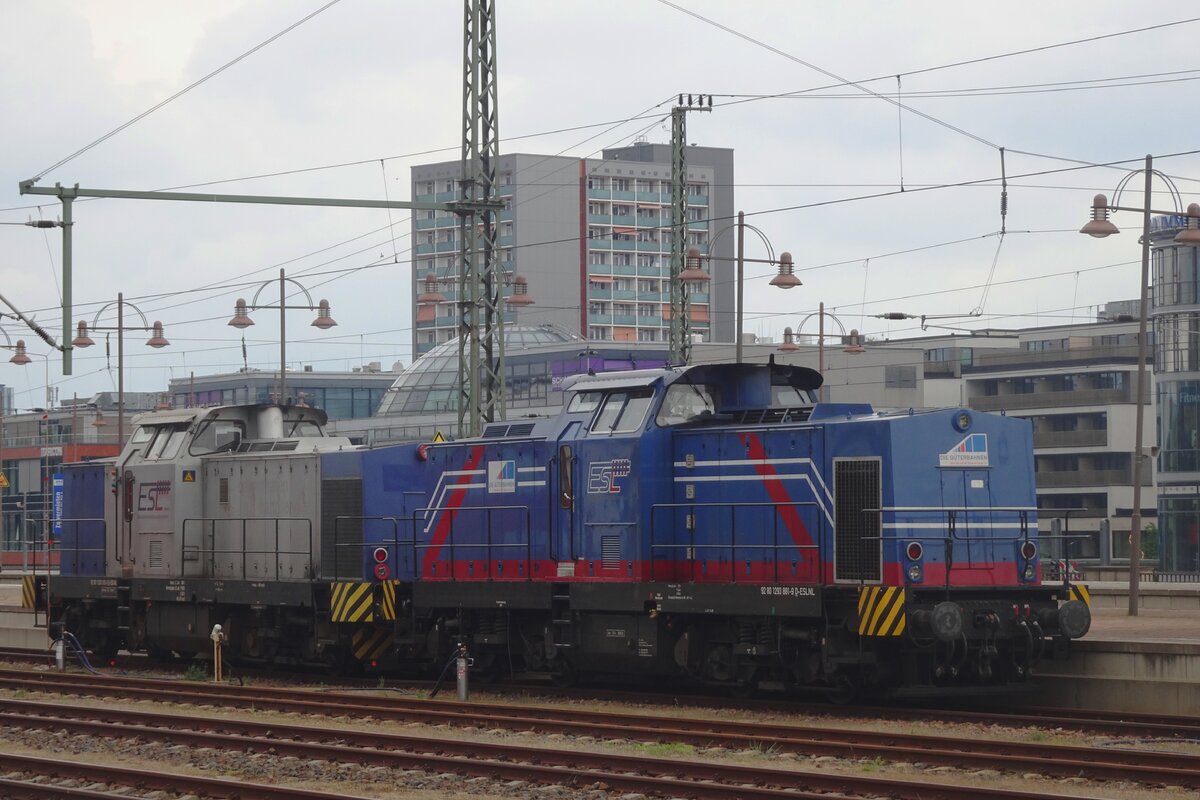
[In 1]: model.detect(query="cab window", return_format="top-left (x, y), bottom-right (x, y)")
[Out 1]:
top-left (145, 425), bottom-right (188, 461)
top-left (772, 384), bottom-right (813, 406)
top-left (656, 383), bottom-right (717, 426)
top-left (566, 391), bottom-right (603, 414)
top-left (592, 390), bottom-right (653, 434)
top-left (129, 426), bottom-right (155, 446)
top-left (189, 419), bottom-right (246, 455)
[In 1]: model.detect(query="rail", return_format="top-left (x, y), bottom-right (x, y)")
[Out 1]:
top-left (180, 517), bottom-right (314, 581)
top-left (648, 501), bottom-right (823, 583)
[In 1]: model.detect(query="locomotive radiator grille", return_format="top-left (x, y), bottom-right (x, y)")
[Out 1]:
top-left (857, 585), bottom-right (907, 636)
top-left (601, 535), bottom-right (621, 570)
top-left (321, 478), bottom-right (364, 580)
top-left (834, 459), bottom-right (882, 582)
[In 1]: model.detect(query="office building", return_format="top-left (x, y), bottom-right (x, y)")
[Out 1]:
top-left (1150, 213), bottom-right (1200, 572)
top-left (885, 312), bottom-right (1155, 564)
top-left (410, 143), bottom-right (734, 358)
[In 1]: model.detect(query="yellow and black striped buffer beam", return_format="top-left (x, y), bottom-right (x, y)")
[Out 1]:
top-left (380, 580), bottom-right (398, 621)
top-left (20, 576), bottom-right (36, 610)
top-left (330, 582), bottom-right (375, 623)
top-left (351, 628), bottom-right (393, 663)
top-left (1068, 583), bottom-right (1091, 607)
top-left (857, 586), bottom-right (907, 637)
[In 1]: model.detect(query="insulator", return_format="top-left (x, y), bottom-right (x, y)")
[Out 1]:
top-left (1000, 191), bottom-right (1008, 216)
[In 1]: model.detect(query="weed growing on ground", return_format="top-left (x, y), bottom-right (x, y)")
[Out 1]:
top-left (183, 663), bottom-right (208, 682)
top-left (636, 742), bottom-right (696, 758)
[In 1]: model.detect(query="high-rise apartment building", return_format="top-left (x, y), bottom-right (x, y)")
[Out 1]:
top-left (410, 143), bottom-right (734, 358)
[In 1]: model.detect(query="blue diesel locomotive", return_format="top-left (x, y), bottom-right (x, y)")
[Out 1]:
top-left (37, 361), bottom-right (1090, 695)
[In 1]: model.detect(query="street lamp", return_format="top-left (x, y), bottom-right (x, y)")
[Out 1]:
top-left (1, 335), bottom-right (52, 409)
top-left (1079, 154), bottom-right (1199, 617)
top-left (228, 268), bottom-right (337, 407)
top-left (777, 302), bottom-right (865, 402)
top-left (71, 293), bottom-right (170, 446)
top-left (685, 210), bottom-right (795, 363)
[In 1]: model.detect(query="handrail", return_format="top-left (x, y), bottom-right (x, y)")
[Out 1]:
top-left (50, 516), bottom-right (107, 574)
top-left (412, 504), bottom-right (533, 581)
top-left (649, 500), bottom-right (823, 584)
top-left (180, 517), bottom-right (314, 580)
top-left (329, 515), bottom-right (413, 582)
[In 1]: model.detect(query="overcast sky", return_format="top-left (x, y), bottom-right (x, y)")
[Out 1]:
top-left (1, 1), bottom-right (1197, 410)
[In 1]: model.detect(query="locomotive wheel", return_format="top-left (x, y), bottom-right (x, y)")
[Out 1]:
top-left (549, 657), bottom-right (577, 687)
top-left (828, 673), bottom-right (860, 705)
top-left (471, 651), bottom-right (506, 684)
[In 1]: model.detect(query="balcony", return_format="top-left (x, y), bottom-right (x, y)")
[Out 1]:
top-left (969, 385), bottom-right (1148, 412)
top-left (1033, 429), bottom-right (1108, 449)
top-left (969, 343), bottom-right (1142, 371)
top-left (1035, 467), bottom-right (1150, 488)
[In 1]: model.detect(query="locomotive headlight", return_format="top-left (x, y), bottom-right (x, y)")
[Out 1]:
top-left (1023, 563), bottom-right (1036, 581)
top-left (905, 541), bottom-right (923, 561)
top-left (907, 563), bottom-right (923, 583)
top-left (372, 547), bottom-right (389, 564)
top-left (953, 410), bottom-right (972, 432)
top-left (1019, 541), bottom-right (1037, 561)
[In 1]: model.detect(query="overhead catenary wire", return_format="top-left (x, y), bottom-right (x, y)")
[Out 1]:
top-left (28, 0), bottom-right (345, 183)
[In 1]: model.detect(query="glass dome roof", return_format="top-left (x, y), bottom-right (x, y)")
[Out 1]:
top-left (378, 325), bottom-right (583, 416)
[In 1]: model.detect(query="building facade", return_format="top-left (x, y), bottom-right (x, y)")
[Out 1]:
top-left (1151, 213), bottom-right (1200, 572)
top-left (891, 315), bottom-right (1155, 565)
top-left (167, 366), bottom-right (399, 421)
top-left (410, 144), bottom-right (734, 358)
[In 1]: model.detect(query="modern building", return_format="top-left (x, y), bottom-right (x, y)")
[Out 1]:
top-left (1150, 213), bottom-right (1200, 572)
top-left (410, 143), bottom-right (734, 358)
top-left (166, 365), bottom-right (400, 421)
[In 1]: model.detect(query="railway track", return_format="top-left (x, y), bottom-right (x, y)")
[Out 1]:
top-left (0, 695), bottom-right (1129, 800)
top-left (0, 751), bottom-right (373, 799)
top-left (1, 649), bottom-right (1195, 740)
top-left (0, 668), bottom-right (1196, 790)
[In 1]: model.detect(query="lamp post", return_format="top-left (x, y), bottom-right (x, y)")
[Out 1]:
top-left (777, 302), bottom-right (865, 402)
top-left (685, 210), bottom-right (796, 363)
top-left (1079, 155), bottom-right (1200, 616)
top-left (71, 293), bottom-right (170, 446)
top-left (228, 268), bottom-right (337, 406)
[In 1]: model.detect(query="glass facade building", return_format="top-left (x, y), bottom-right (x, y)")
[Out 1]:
top-left (1151, 214), bottom-right (1200, 571)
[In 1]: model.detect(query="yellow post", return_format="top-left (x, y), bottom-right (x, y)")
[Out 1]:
top-left (210, 624), bottom-right (224, 682)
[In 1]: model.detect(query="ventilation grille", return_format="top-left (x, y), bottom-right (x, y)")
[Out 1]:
top-left (320, 478), bottom-right (364, 580)
top-left (481, 422), bottom-right (537, 438)
top-left (734, 407), bottom-right (812, 425)
top-left (834, 459), bottom-right (881, 582)
top-left (601, 535), bottom-right (621, 570)
top-left (148, 540), bottom-right (165, 570)
top-left (237, 440), bottom-right (300, 452)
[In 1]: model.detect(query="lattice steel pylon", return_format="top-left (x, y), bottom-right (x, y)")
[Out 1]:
top-left (458, 0), bottom-right (504, 437)
top-left (668, 94), bottom-right (710, 366)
